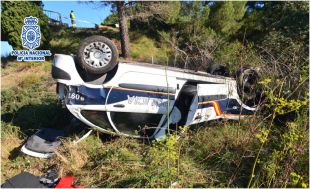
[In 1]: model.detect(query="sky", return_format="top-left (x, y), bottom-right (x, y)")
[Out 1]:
top-left (1, 1), bottom-right (112, 57)
top-left (42, 1), bottom-right (112, 28)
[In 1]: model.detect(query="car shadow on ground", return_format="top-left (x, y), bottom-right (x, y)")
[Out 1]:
top-left (8, 143), bottom-right (25, 160)
top-left (1, 103), bottom-right (123, 144)
top-left (1, 103), bottom-right (72, 135)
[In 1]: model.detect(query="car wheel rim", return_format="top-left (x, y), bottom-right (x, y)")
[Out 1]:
top-left (83, 42), bottom-right (112, 68)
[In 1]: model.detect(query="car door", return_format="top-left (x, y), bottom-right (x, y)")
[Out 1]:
top-left (105, 71), bottom-right (177, 137)
top-left (106, 71), bottom-right (176, 113)
top-left (186, 83), bottom-right (229, 125)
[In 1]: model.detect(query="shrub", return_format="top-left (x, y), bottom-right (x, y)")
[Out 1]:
top-left (19, 74), bottom-right (42, 88)
top-left (130, 35), bottom-right (171, 63)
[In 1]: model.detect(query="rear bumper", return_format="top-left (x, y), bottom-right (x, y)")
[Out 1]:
top-left (52, 54), bottom-right (84, 85)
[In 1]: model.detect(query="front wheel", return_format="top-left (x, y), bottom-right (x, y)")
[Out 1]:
top-left (77, 35), bottom-right (118, 75)
top-left (207, 64), bottom-right (229, 77)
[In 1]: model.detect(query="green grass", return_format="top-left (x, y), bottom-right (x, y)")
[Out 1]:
top-left (50, 38), bottom-right (80, 55)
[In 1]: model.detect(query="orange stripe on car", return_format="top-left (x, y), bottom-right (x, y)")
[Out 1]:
top-left (198, 101), bottom-right (221, 116)
top-left (198, 100), bottom-right (254, 117)
top-left (214, 101), bottom-right (222, 116)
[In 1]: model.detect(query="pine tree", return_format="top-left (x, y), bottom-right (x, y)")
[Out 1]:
top-left (208, 1), bottom-right (246, 37)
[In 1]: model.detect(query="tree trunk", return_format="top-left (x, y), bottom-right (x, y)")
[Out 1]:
top-left (116, 1), bottom-right (131, 59)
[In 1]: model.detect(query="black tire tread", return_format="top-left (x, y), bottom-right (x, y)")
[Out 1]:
top-left (207, 64), bottom-right (229, 76)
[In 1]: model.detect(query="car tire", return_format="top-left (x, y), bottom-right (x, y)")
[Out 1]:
top-left (207, 64), bottom-right (229, 76)
top-left (236, 66), bottom-right (260, 102)
top-left (77, 35), bottom-right (118, 75)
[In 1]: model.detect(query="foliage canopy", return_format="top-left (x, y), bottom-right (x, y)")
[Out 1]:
top-left (1, 1), bottom-right (50, 50)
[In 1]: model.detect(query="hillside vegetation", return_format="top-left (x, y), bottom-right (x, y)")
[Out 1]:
top-left (1, 1), bottom-right (309, 188)
top-left (1, 61), bottom-right (308, 188)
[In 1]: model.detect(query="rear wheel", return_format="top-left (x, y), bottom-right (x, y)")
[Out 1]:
top-left (236, 66), bottom-right (261, 105)
top-left (77, 35), bottom-right (118, 75)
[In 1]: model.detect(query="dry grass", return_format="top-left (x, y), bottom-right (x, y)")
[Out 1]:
top-left (1, 61), bottom-right (52, 90)
top-left (1, 123), bottom-right (52, 181)
top-left (50, 135), bottom-right (146, 187)
top-left (96, 25), bottom-right (119, 33)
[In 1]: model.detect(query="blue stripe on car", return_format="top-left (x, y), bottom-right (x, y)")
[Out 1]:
top-left (66, 86), bottom-right (109, 105)
top-left (66, 85), bottom-right (175, 105)
top-left (107, 87), bottom-right (174, 104)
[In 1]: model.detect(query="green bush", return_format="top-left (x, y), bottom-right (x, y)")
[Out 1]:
top-left (214, 41), bottom-right (262, 71)
top-left (130, 35), bottom-right (171, 63)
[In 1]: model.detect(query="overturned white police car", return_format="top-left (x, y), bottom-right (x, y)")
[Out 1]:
top-left (52, 35), bottom-right (261, 139)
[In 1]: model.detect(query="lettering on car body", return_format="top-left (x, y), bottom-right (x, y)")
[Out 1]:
top-left (127, 95), bottom-right (149, 105)
top-left (127, 95), bottom-right (169, 109)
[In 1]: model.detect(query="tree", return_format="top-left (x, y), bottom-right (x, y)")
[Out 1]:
top-left (243, 1), bottom-right (309, 58)
top-left (116, 1), bottom-right (131, 58)
top-left (1, 1), bottom-right (50, 50)
top-left (127, 1), bottom-right (181, 40)
top-left (86, 1), bottom-right (131, 58)
top-left (176, 1), bottom-right (210, 43)
top-left (208, 1), bottom-right (246, 37)
top-left (101, 13), bottom-right (118, 25)
top-left (129, 1), bottom-right (180, 24)
top-left (102, 1), bottom-right (182, 59)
